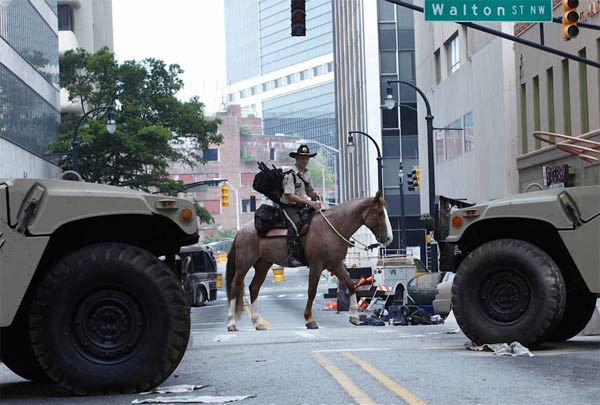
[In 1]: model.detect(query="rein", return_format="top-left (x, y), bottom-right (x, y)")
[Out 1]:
top-left (317, 209), bottom-right (379, 251)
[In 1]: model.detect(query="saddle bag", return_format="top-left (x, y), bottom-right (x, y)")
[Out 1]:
top-left (253, 162), bottom-right (293, 204)
top-left (254, 204), bottom-right (287, 237)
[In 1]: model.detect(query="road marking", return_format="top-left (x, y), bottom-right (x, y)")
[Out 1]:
top-left (341, 352), bottom-right (426, 405)
top-left (312, 352), bottom-right (375, 405)
top-left (277, 294), bottom-right (286, 298)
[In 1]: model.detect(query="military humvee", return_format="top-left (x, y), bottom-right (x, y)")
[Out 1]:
top-left (0, 178), bottom-right (199, 395)
top-left (439, 186), bottom-right (599, 347)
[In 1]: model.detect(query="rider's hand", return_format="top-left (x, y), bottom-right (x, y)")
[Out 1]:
top-left (310, 200), bottom-right (322, 210)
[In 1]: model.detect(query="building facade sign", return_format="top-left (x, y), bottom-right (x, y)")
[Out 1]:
top-left (425, 0), bottom-right (552, 22)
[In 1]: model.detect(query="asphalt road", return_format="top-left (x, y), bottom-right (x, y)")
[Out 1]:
top-left (1, 268), bottom-right (599, 404)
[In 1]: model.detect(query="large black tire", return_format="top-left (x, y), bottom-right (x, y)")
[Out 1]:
top-left (28, 243), bottom-right (190, 395)
top-left (452, 239), bottom-right (565, 348)
top-left (195, 286), bottom-right (207, 307)
top-left (547, 287), bottom-right (597, 342)
top-left (0, 308), bottom-right (48, 382)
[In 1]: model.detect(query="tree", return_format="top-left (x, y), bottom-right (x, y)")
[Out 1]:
top-left (50, 48), bottom-right (222, 222)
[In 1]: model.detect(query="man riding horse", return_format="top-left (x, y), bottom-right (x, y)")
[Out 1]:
top-left (280, 144), bottom-right (322, 267)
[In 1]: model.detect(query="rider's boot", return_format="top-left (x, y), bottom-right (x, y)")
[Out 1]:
top-left (287, 231), bottom-right (303, 267)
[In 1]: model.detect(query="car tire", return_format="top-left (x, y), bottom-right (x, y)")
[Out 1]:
top-left (0, 308), bottom-right (49, 382)
top-left (546, 286), bottom-right (597, 342)
top-left (28, 243), bottom-right (190, 395)
top-left (452, 239), bottom-right (565, 348)
top-left (196, 286), bottom-right (207, 307)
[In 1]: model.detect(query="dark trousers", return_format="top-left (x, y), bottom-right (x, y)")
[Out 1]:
top-left (282, 206), bottom-right (302, 260)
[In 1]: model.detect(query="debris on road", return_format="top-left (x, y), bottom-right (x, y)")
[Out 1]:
top-left (132, 394), bottom-right (256, 404)
top-left (465, 341), bottom-right (534, 357)
top-left (141, 385), bottom-right (207, 395)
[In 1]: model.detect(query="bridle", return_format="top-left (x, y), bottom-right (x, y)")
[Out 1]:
top-left (317, 207), bottom-right (382, 251)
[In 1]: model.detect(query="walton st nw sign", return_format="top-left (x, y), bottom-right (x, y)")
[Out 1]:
top-left (425, 0), bottom-right (553, 22)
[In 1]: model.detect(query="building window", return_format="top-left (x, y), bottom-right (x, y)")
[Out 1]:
top-left (445, 33), bottom-right (460, 74)
top-left (228, 93), bottom-right (234, 102)
top-left (546, 67), bottom-right (555, 134)
top-left (520, 83), bottom-right (528, 153)
top-left (578, 48), bottom-right (589, 133)
top-left (250, 86), bottom-right (258, 96)
top-left (239, 89), bottom-right (247, 99)
top-left (463, 112), bottom-right (474, 152)
top-left (274, 78), bottom-right (283, 88)
top-left (203, 148), bottom-right (219, 161)
top-left (299, 70), bottom-right (309, 80)
top-left (58, 5), bottom-right (73, 31)
top-left (326, 62), bottom-right (334, 73)
top-left (533, 75), bottom-right (540, 149)
top-left (261, 82), bottom-right (271, 92)
top-left (286, 74), bottom-right (297, 85)
top-left (313, 65), bottom-right (324, 77)
top-left (561, 59), bottom-right (571, 135)
top-left (434, 49), bottom-right (441, 84)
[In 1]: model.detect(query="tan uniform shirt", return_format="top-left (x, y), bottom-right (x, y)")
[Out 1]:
top-left (280, 167), bottom-right (313, 206)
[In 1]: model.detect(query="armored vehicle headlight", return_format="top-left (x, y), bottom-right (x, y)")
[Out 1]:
top-left (451, 215), bottom-right (463, 227)
top-left (156, 199), bottom-right (178, 210)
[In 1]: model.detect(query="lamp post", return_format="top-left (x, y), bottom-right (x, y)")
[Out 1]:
top-left (347, 130), bottom-right (383, 197)
top-left (398, 161), bottom-right (407, 251)
top-left (72, 105), bottom-right (116, 173)
top-left (384, 80), bottom-right (436, 216)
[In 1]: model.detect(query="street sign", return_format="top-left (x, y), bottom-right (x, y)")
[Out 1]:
top-left (425, 0), bottom-right (553, 22)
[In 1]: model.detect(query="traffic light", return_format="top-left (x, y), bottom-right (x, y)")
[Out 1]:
top-left (407, 167), bottom-right (420, 191)
top-left (250, 194), bottom-right (256, 212)
top-left (414, 167), bottom-right (420, 188)
top-left (562, 0), bottom-right (579, 40)
top-left (220, 183), bottom-right (229, 207)
top-left (291, 0), bottom-right (306, 37)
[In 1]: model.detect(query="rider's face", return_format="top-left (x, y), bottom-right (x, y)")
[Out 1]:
top-left (295, 155), bottom-right (309, 170)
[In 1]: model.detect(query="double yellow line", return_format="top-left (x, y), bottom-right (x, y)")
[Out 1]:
top-left (313, 351), bottom-right (426, 405)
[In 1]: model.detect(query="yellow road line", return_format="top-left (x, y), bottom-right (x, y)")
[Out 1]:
top-left (312, 352), bottom-right (376, 405)
top-left (341, 352), bottom-right (426, 405)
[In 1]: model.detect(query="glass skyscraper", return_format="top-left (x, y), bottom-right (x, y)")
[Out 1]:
top-left (225, 0), bottom-right (336, 157)
top-left (0, 0), bottom-right (60, 163)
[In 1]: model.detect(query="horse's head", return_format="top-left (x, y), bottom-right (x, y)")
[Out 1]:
top-left (364, 191), bottom-right (393, 246)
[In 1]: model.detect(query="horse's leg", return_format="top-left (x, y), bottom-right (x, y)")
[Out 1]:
top-left (249, 260), bottom-right (271, 331)
top-left (227, 267), bottom-right (250, 332)
top-left (329, 262), bottom-right (360, 325)
top-left (304, 262), bottom-right (324, 329)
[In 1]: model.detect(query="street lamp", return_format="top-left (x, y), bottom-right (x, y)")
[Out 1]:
top-left (72, 105), bottom-right (116, 173)
top-left (347, 131), bottom-right (383, 197)
top-left (384, 80), bottom-right (436, 216)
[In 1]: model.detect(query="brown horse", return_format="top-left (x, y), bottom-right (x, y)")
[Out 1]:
top-left (226, 191), bottom-right (393, 331)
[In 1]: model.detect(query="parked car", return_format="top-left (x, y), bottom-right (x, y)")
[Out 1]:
top-left (179, 244), bottom-right (218, 307)
top-left (433, 272), bottom-right (456, 318)
top-left (406, 272), bottom-right (447, 311)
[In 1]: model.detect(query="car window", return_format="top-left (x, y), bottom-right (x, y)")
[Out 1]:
top-left (413, 258), bottom-right (428, 273)
top-left (413, 273), bottom-right (438, 289)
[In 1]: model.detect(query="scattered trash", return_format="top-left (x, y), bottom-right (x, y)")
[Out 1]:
top-left (446, 328), bottom-right (460, 334)
top-left (325, 301), bottom-right (337, 310)
top-left (465, 341), bottom-right (534, 357)
top-left (132, 394), bottom-right (256, 404)
top-left (141, 385), bottom-right (207, 395)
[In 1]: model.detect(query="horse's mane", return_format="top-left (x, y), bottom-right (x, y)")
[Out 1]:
top-left (323, 195), bottom-right (386, 215)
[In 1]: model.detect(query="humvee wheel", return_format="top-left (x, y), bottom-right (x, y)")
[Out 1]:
top-left (29, 243), bottom-right (190, 395)
top-left (452, 239), bottom-right (565, 348)
top-left (0, 309), bottom-right (49, 382)
top-left (547, 287), bottom-right (597, 342)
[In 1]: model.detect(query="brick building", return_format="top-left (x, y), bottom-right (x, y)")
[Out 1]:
top-left (169, 105), bottom-right (303, 240)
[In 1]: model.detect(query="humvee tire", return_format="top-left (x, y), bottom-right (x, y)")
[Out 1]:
top-left (452, 239), bottom-right (566, 348)
top-left (28, 243), bottom-right (190, 395)
top-left (547, 287), bottom-right (597, 342)
top-left (0, 308), bottom-right (48, 382)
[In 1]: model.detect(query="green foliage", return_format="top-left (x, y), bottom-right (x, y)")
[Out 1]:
top-left (51, 48), bottom-right (223, 211)
top-left (240, 126), bottom-right (252, 136)
top-left (308, 155), bottom-right (334, 187)
top-left (240, 152), bottom-right (256, 162)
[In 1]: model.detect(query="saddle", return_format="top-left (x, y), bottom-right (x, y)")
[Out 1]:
top-left (254, 205), bottom-right (314, 238)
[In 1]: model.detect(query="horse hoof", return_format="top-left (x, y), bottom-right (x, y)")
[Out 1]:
top-left (255, 324), bottom-right (268, 331)
top-left (306, 321), bottom-right (319, 329)
top-left (227, 324), bottom-right (238, 332)
top-left (349, 317), bottom-right (360, 326)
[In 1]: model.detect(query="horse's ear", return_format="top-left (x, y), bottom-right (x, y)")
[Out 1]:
top-left (374, 190), bottom-right (382, 201)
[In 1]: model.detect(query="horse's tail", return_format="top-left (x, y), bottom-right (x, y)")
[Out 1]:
top-left (226, 235), bottom-right (244, 319)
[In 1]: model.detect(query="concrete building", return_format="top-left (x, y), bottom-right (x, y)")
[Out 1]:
top-left (414, 2), bottom-right (519, 208)
top-left (58, 0), bottom-right (113, 114)
top-left (514, 0), bottom-right (600, 190)
top-left (333, 0), bottom-right (429, 254)
top-left (224, 0), bottom-right (338, 201)
top-left (0, 0), bottom-right (61, 178)
top-left (169, 105), bottom-right (304, 240)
